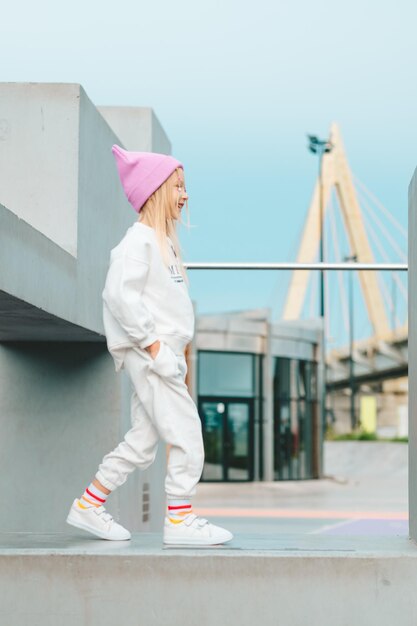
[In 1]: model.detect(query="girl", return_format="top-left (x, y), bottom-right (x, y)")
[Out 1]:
top-left (66, 144), bottom-right (233, 546)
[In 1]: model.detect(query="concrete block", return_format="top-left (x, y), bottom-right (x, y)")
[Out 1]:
top-left (0, 83), bottom-right (174, 534)
top-left (98, 106), bottom-right (171, 154)
top-left (408, 167), bottom-right (417, 543)
top-left (2, 533), bottom-right (417, 626)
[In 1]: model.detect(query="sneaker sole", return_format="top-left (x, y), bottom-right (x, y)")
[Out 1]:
top-left (66, 513), bottom-right (131, 541)
top-left (163, 534), bottom-right (233, 546)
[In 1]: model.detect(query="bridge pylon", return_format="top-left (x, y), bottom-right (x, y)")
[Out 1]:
top-left (282, 123), bottom-right (391, 339)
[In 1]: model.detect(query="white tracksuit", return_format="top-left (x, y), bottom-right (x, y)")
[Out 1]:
top-left (95, 221), bottom-right (204, 498)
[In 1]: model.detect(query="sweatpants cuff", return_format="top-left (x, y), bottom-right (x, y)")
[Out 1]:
top-left (165, 493), bottom-right (196, 500)
top-left (95, 471), bottom-right (118, 492)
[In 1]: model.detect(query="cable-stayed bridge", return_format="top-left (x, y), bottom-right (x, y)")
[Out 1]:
top-left (281, 123), bottom-right (408, 429)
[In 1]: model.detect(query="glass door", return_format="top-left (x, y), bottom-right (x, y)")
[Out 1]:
top-left (199, 401), bottom-right (224, 480)
top-left (226, 403), bottom-right (251, 479)
top-left (199, 399), bottom-right (254, 481)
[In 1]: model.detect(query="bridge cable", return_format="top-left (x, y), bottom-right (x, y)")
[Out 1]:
top-left (353, 173), bottom-right (407, 241)
top-left (357, 187), bottom-right (408, 303)
top-left (355, 186), bottom-right (407, 263)
top-left (360, 205), bottom-right (405, 329)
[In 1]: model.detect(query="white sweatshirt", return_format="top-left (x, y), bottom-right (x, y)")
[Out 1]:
top-left (102, 221), bottom-right (195, 372)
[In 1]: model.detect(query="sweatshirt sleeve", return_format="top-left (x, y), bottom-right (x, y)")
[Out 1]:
top-left (102, 253), bottom-right (159, 350)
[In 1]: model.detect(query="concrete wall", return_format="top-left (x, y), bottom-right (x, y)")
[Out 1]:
top-left (329, 388), bottom-right (408, 436)
top-left (0, 83), bottom-right (80, 258)
top-left (3, 550), bottom-right (417, 626)
top-left (408, 168), bottom-right (417, 543)
top-left (0, 339), bottom-right (167, 533)
top-left (0, 83), bottom-right (173, 533)
top-left (0, 87), bottom-right (173, 337)
top-left (98, 106), bottom-right (171, 154)
top-left (0, 87), bottom-right (127, 336)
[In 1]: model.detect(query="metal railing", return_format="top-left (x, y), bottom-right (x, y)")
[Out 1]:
top-left (184, 262), bottom-right (408, 271)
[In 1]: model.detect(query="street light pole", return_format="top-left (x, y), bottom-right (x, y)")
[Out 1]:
top-left (307, 134), bottom-right (333, 476)
top-left (344, 253), bottom-right (358, 430)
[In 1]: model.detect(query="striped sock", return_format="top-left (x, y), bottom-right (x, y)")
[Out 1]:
top-left (78, 482), bottom-right (110, 510)
top-left (167, 498), bottom-right (193, 524)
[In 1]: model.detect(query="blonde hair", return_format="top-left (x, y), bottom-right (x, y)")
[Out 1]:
top-left (138, 168), bottom-right (192, 286)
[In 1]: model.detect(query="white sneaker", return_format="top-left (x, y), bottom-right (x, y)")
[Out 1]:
top-left (163, 513), bottom-right (233, 546)
top-left (66, 498), bottom-right (131, 541)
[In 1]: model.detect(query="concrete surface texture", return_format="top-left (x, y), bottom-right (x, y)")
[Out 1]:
top-left (0, 83), bottom-right (80, 257)
top-left (409, 166), bottom-right (417, 543)
top-left (3, 546), bottom-right (417, 626)
top-left (0, 442), bottom-right (415, 626)
top-left (98, 106), bottom-right (171, 154)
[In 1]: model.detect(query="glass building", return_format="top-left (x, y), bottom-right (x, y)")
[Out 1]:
top-left (191, 309), bottom-right (322, 482)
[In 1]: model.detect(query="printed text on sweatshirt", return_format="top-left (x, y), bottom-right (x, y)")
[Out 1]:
top-left (102, 222), bottom-right (195, 372)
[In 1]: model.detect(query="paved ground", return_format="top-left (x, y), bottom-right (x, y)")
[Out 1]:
top-left (0, 529), bottom-right (414, 555)
top-left (192, 441), bottom-right (409, 537)
top-left (0, 441), bottom-right (410, 555)
top-left (0, 440), bottom-right (411, 553)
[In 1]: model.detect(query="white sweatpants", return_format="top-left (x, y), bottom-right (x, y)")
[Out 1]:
top-left (95, 340), bottom-right (205, 499)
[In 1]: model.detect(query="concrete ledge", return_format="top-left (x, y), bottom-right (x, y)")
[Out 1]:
top-left (1, 533), bottom-right (417, 625)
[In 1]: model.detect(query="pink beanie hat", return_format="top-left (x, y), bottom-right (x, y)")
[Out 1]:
top-left (111, 144), bottom-right (183, 213)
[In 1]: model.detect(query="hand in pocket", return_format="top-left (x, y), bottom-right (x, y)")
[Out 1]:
top-left (148, 340), bottom-right (180, 379)
top-left (149, 340), bottom-right (161, 360)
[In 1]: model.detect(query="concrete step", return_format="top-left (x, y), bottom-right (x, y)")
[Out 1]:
top-left (1, 531), bottom-right (417, 625)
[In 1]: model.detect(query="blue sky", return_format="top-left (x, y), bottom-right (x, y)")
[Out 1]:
top-left (1, 0), bottom-right (413, 346)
